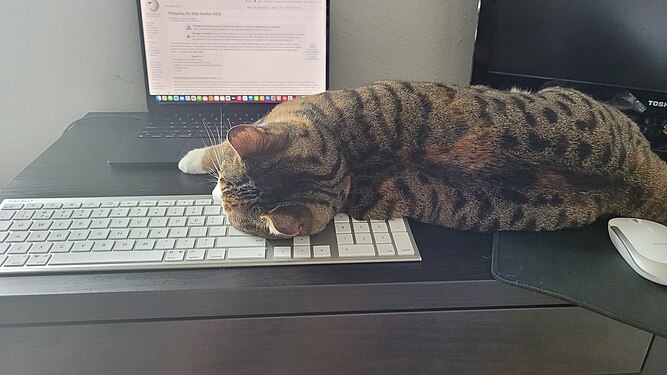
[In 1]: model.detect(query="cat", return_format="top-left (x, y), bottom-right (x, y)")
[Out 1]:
top-left (179, 80), bottom-right (667, 239)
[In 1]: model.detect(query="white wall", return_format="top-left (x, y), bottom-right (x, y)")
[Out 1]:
top-left (0, 0), bottom-right (478, 187)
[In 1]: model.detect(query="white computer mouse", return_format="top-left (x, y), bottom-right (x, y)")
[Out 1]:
top-left (608, 218), bottom-right (667, 286)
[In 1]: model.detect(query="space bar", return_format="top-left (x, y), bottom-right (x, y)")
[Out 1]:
top-left (49, 251), bottom-right (165, 265)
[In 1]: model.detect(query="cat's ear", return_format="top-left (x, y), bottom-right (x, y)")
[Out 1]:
top-left (227, 125), bottom-right (287, 159)
top-left (262, 205), bottom-right (314, 237)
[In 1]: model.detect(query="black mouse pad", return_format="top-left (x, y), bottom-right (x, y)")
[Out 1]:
top-left (492, 220), bottom-right (667, 338)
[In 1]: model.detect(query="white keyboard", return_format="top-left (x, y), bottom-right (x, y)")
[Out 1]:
top-left (0, 195), bottom-right (421, 274)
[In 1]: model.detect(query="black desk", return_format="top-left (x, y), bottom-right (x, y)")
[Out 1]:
top-left (0, 113), bottom-right (665, 374)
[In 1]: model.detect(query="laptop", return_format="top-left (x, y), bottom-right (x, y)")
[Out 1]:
top-left (108, 0), bottom-right (329, 166)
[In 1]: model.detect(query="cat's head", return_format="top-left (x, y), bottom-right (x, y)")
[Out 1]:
top-left (215, 123), bottom-right (350, 239)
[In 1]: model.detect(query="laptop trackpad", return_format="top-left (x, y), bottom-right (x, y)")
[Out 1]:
top-left (179, 139), bottom-right (213, 157)
top-left (107, 138), bottom-right (186, 166)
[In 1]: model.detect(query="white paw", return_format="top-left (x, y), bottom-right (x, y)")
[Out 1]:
top-left (178, 148), bottom-right (208, 174)
top-left (212, 183), bottom-right (222, 204)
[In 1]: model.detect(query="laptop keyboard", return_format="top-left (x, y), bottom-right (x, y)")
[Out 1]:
top-left (0, 195), bottom-right (421, 274)
top-left (139, 113), bottom-right (264, 139)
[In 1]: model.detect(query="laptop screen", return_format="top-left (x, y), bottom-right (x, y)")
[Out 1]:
top-left (138, 0), bottom-right (327, 105)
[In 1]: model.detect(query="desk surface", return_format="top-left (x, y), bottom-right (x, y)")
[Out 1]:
top-left (1, 113), bottom-right (663, 374)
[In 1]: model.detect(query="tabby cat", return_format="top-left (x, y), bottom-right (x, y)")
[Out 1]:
top-left (179, 81), bottom-right (667, 238)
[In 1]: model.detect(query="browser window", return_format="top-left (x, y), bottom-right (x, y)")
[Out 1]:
top-left (139, 0), bottom-right (327, 102)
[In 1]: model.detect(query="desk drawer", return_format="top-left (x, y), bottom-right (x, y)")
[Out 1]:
top-left (0, 307), bottom-right (651, 374)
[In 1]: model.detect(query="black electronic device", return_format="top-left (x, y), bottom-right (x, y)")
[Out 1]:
top-left (472, 0), bottom-right (667, 157)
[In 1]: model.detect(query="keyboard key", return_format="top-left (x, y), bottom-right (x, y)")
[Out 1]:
top-left (110, 208), bottom-right (130, 218)
top-left (135, 239), bottom-right (156, 250)
top-left (31, 221), bottom-right (52, 231)
top-left (294, 246), bottom-right (311, 258)
top-left (333, 213), bottom-right (350, 222)
top-left (352, 222), bottom-right (371, 233)
top-left (165, 250), bottom-right (186, 261)
top-left (373, 232), bottom-right (393, 244)
top-left (0, 222), bottom-right (10, 231)
top-left (10, 221), bottom-right (32, 231)
top-left (338, 244), bottom-right (376, 257)
top-left (90, 219), bottom-right (111, 229)
top-left (392, 232), bottom-right (415, 255)
top-left (51, 242), bottom-right (74, 253)
top-left (169, 228), bottom-right (188, 238)
top-left (335, 233), bottom-right (354, 245)
top-left (27, 231), bottom-right (50, 242)
top-left (89, 229), bottom-right (110, 240)
top-left (388, 218), bottom-right (407, 232)
top-left (167, 207), bottom-right (186, 216)
top-left (371, 222), bottom-right (389, 233)
top-left (148, 217), bottom-right (169, 227)
top-left (72, 241), bottom-right (94, 252)
top-left (203, 206), bottom-right (221, 216)
top-left (227, 247), bottom-right (266, 259)
top-left (185, 249), bottom-right (206, 261)
top-left (176, 238), bottom-right (196, 249)
top-left (376, 243), bottom-right (396, 256)
top-left (216, 237), bottom-right (266, 248)
top-left (129, 228), bottom-right (149, 239)
top-left (185, 206), bottom-right (203, 216)
top-left (72, 209), bottom-right (92, 219)
top-left (100, 201), bottom-right (120, 208)
top-left (147, 207), bottom-right (167, 217)
top-left (8, 243), bottom-right (32, 254)
top-left (51, 220), bottom-right (72, 230)
top-left (0, 211), bottom-right (15, 220)
top-left (7, 232), bottom-right (30, 242)
top-left (15, 211), bottom-right (36, 220)
top-left (109, 229), bottom-right (130, 239)
top-left (4, 254), bottom-right (29, 267)
top-left (24, 203), bottom-right (43, 210)
top-left (0, 243), bottom-right (10, 254)
top-left (113, 240), bottom-right (136, 251)
top-left (313, 245), bottom-right (331, 258)
top-left (155, 239), bottom-right (175, 250)
top-left (334, 223), bottom-right (352, 233)
top-left (273, 246), bottom-right (291, 259)
top-left (26, 254), bottom-right (51, 266)
top-left (208, 226), bottom-right (227, 237)
top-left (129, 218), bottom-right (150, 228)
top-left (49, 251), bottom-right (165, 265)
top-left (207, 248), bottom-right (226, 260)
top-left (71, 219), bottom-right (92, 229)
top-left (129, 207), bottom-right (148, 217)
top-left (91, 208), bottom-right (111, 218)
top-left (149, 228), bottom-right (169, 238)
top-left (2, 203), bottom-right (24, 210)
top-left (293, 236), bottom-right (310, 246)
top-left (92, 240), bottom-right (115, 252)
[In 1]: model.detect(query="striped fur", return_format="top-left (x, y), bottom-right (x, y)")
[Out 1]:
top-left (192, 81), bottom-right (667, 238)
